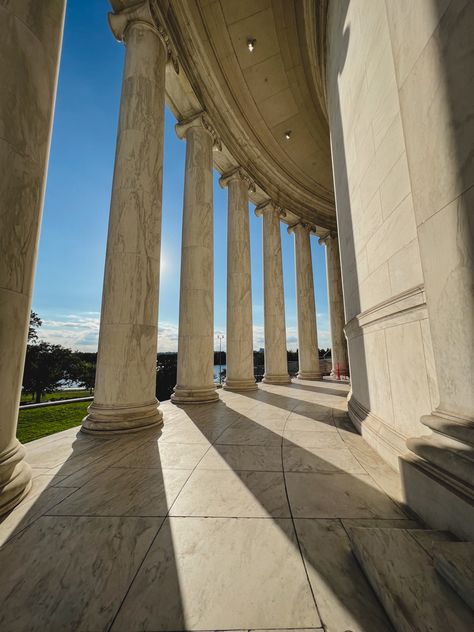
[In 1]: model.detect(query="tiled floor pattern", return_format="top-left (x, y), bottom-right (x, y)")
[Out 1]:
top-left (0, 380), bottom-right (413, 631)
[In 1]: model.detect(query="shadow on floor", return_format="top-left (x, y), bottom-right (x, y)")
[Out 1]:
top-left (0, 382), bottom-right (412, 631)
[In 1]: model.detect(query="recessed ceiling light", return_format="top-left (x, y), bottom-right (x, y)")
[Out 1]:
top-left (284, 130), bottom-right (292, 140)
top-left (247, 38), bottom-right (256, 52)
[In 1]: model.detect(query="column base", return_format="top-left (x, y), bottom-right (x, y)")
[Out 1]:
top-left (262, 373), bottom-right (291, 385)
top-left (0, 440), bottom-right (32, 517)
top-left (297, 371), bottom-right (322, 380)
top-left (81, 398), bottom-right (163, 435)
top-left (171, 385), bottom-right (219, 405)
top-left (223, 378), bottom-right (258, 392)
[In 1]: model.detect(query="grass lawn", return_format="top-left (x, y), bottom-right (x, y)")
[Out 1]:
top-left (17, 401), bottom-right (89, 443)
top-left (20, 389), bottom-right (91, 405)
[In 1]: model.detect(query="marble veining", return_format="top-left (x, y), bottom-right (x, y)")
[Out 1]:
top-left (0, 380), bottom-right (415, 630)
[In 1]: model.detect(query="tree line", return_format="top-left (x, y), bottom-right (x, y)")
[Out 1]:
top-left (22, 312), bottom-right (332, 404)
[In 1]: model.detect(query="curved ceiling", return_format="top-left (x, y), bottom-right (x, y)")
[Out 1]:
top-left (111, 0), bottom-right (335, 230)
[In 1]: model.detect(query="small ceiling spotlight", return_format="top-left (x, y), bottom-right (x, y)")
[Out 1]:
top-left (247, 38), bottom-right (256, 52)
top-left (284, 130), bottom-right (292, 140)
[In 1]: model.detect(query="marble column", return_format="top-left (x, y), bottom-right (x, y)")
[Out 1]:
top-left (83, 2), bottom-right (169, 434)
top-left (320, 232), bottom-right (349, 377)
top-left (220, 169), bottom-right (257, 391)
top-left (171, 113), bottom-right (219, 404)
top-left (0, 1), bottom-right (65, 514)
top-left (256, 202), bottom-right (290, 384)
top-left (289, 223), bottom-right (322, 380)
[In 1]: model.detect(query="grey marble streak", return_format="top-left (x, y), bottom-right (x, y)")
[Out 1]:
top-left (48, 466), bottom-right (191, 517)
top-left (292, 224), bottom-right (321, 379)
top-left (0, 0), bottom-right (65, 515)
top-left (85, 19), bottom-right (167, 430)
top-left (349, 527), bottom-right (474, 631)
top-left (197, 444), bottom-right (283, 471)
top-left (260, 205), bottom-right (290, 382)
top-left (323, 234), bottom-right (349, 375)
top-left (295, 518), bottom-right (393, 632)
top-left (173, 117), bottom-right (218, 403)
top-left (286, 471), bottom-right (406, 519)
top-left (111, 517), bottom-right (321, 631)
top-left (224, 172), bottom-right (256, 390)
top-left (169, 469), bottom-right (291, 518)
top-left (0, 515), bottom-right (161, 631)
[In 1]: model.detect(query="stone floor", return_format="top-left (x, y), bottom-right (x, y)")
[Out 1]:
top-left (0, 379), bottom-right (416, 631)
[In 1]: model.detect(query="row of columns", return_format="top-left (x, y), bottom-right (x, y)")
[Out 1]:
top-left (0, 0), bottom-right (347, 514)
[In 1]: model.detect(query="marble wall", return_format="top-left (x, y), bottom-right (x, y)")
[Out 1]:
top-left (326, 0), bottom-right (440, 469)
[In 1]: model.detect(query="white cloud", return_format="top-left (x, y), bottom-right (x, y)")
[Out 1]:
top-left (38, 313), bottom-right (331, 353)
top-left (40, 315), bottom-right (100, 352)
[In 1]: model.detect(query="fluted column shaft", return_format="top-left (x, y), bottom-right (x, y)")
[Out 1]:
top-left (291, 223), bottom-right (321, 380)
top-left (256, 203), bottom-right (290, 384)
top-left (83, 5), bottom-right (167, 433)
top-left (321, 233), bottom-right (348, 377)
top-left (172, 114), bottom-right (219, 404)
top-left (220, 169), bottom-right (257, 391)
top-left (0, 0), bottom-right (65, 514)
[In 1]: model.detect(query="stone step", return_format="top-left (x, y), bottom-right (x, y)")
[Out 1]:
top-left (347, 527), bottom-right (474, 632)
top-left (433, 541), bottom-right (474, 611)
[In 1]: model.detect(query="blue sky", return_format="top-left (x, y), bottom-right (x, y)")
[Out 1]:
top-left (33, 1), bottom-right (330, 352)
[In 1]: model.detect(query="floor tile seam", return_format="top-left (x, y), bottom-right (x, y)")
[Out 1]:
top-left (167, 513), bottom-right (293, 519)
top-left (334, 443), bottom-right (410, 518)
top-left (331, 408), bottom-right (391, 486)
top-left (45, 438), bottom-right (143, 481)
top-left (0, 486), bottom-right (80, 549)
top-left (105, 513), bottom-right (169, 632)
top-left (279, 411), bottom-right (325, 630)
top-left (41, 512), bottom-right (170, 519)
top-left (106, 423), bottom-right (270, 631)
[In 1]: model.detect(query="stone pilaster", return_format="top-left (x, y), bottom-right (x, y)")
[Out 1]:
top-left (83, 1), bottom-right (169, 433)
top-left (172, 113), bottom-right (219, 404)
top-left (220, 168), bottom-right (257, 391)
top-left (289, 222), bottom-right (321, 380)
top-left (0, 0), bottom-right (66, 514)
top-left (255, 202), bottom-right (290, 384)
top-left (319, 232), bottom-right (349, 377)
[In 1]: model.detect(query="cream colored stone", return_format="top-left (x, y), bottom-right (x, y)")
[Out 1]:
top-left (385, 321), bottom-right (433, 437)
top-left (0, 0), bottom-right (65, 515)
top-left (112, 517), bottom-right (321, 631)
top-left (289, 222), bottom-right (321, 379)
top-left (172, 113), bottom-right (219, 404)
top-left (321, 233), bottom-right (349, 376)
top-left (84, 12), bottom-right (168, 433)
top-left (256, 202), bottom-right (290, 384)
top-left (220, 169), bottom-right (257, 391)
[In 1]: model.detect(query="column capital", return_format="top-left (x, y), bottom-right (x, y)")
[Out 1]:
top-left (288, 221), bottom-right (316, 235)
top-left (175, 112), bottom-right (222, 150)
top-left (255, 200), bottom-right (286, 219)
top-left (108, 0), bottom-right (179, 73)
top-left (318, 230), bottom-right (338, 245)
top-left (219, 167), bottom-right (255, 192)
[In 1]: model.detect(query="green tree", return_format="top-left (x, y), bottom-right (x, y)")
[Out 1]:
top-left (28, 311), bottom-right (42, 342)
top-left (23, 342), bottom-right (74, 403)
top-left (69, 358), bottom-right (96, 394)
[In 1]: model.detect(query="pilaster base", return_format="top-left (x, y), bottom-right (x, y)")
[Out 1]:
top-left (171, 385), bottom-right (219, 405)
top-left (297, 371), bottom-right (322, 380)
top-left (400, 453), bottom-right (474, 541)
top-left (81, 399), bottom-right (163, 435)
top-left (0, 440), bottom-right (32, 516)
top-left (223, 378), bottom-right (258, 392)
top-left (262, 373), bottom-right (291, 385)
